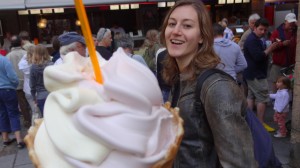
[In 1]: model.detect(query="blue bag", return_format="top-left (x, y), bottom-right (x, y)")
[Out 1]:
top-left (245, 108), bottom-right (281, 168)
top-left (196, 69), bottom-right (282, 168)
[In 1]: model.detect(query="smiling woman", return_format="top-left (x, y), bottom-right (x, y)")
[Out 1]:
top-left (160, 0), bottom-right (258, 167)
top-left (160, 0), bottom-right (219, 85)
top-left (96, 27), bottom-right (113, 60)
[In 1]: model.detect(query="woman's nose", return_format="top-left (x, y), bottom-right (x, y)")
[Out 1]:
top-left (172, 25), bottom-right (182, 35)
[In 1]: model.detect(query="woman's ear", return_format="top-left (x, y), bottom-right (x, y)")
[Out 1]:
top-left (198, 38), bottom-right (203, 44)
top-left (198, 34), bottom-right (203, 44)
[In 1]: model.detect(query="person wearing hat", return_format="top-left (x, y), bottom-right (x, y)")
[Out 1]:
top-left (269, 13), bottom-right (297, 92)
top-left (55, 32), bottom-right (87, 65)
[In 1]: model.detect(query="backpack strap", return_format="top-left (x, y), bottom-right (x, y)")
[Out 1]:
top-left (171, 69), bottom-right (234, 108)
top-left (195, 69), bottom-right (234, 104)
top-left (171, 79), bottom-right (180, 108)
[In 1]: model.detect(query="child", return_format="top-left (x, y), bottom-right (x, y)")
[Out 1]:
top-left (270, 76), bottom-right (291, 138)
top-left (29, 44), bottom-right (53, 117)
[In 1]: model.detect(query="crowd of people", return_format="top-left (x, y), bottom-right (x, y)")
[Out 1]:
top-left (0, 0), bottom-right (297, 167)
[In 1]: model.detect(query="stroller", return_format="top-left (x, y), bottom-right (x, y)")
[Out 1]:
top-left (280, 64), bottom-right (295, 82)
top-left (280, 64), bottom-right (294, 135)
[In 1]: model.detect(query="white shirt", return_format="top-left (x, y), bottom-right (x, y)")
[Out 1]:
top-left (18, 54), bottom-right (31, 95)
top-left (269, 89), bottom-right (290, 113)
top-left (155, 47), bottom-right (166, 72)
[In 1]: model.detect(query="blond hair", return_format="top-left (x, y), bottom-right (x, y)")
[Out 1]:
top-left (26, 45), bottom-right (35, 63)
top-left (30, 44), bottom-right (51, 65)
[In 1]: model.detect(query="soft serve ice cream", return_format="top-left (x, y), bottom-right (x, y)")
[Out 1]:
top-left (26, 48), bottom-right (183, 168)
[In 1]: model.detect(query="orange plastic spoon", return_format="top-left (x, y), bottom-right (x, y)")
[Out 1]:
top-left (74, 0), bottom-right (103, 84)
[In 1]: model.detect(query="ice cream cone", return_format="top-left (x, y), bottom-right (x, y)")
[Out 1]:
top-left (24, 119), bottom-right (43, 168)
top-left (24, 102), bottom-right (183, 168)
top-left (152, 102), bottom-right (184, 168)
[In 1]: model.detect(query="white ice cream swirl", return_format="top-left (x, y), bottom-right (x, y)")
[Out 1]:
top-left (34, 48), bottom-right (177, 168)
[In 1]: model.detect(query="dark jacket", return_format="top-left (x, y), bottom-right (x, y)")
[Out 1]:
top-left (243, 32), bottom-right (268, 80)
top-left (51, 51), bottom-right (61, 63)
top-left (96, 46), bottom-right (112, 60)
top-left (30, 61), bottom-right (53, 100)
top-left (171, 71), bottom-right (257, 168)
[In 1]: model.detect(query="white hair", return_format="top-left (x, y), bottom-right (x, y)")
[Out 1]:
top-left (59, 42), bottom-right (78, 56)
top-left (96, 28), bottom-right (111, 42)
top-left (248, 13), bottom-right (260, 23)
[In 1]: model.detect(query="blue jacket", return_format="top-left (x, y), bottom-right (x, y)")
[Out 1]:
top-left (243, 32), bottom-right (268, 80)
top-left (0, 56), bottom-right (19, 89)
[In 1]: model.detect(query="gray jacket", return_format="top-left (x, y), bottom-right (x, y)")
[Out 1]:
top-left (171, 71), bottom-right (257, 168)
top-left (30, 61), bottom-right (53, 100)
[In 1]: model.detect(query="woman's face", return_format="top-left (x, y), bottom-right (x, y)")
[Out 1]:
top-left (104, 33), bottom-right (112, 47)
top-left (165, 5), bottom-right (203, 60)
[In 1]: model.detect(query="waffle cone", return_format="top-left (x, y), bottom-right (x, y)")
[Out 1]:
top-left (24, 102), bottom-right (183, 168)
top-left (24, 118), bottom-right (43, 168)
top-left (152, 102), bottom-right (184, 168)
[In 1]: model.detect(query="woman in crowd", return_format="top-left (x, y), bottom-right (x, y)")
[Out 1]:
top-left (160, 0), bottom-right (257, 167)
top-left (96, 27), bottom-right (113, 60)
top-left (29, 44), bottom-right (53, 116)
top-left (142, 29), bottom-right (161, 73)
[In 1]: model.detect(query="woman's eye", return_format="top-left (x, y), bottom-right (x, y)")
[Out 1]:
top-left (183, 24), bottom-right (192, 28)
top-left (168, 22), bottom-right (176, 27)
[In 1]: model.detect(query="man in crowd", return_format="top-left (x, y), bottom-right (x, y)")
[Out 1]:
top-left (238, 13), bottom-right (260, 51)
top-left (2, 32), bottom-right (12, 53)
top-left (239, 13), bottom-right (261, 51)
top-left (116, 35), bottom-right (148, 67)
top-left (55, 32), bottom-right (87, 65)
top-left (0, 54), bottom-right (25, 148)
top-left (238, 13), bottom-right (260, 96)
top-left (243, 18), bottom-right (278, 132)
top-left (6, 35), bottom-right (31, 127)
top-left (213, 23), bottom-right (247, 80)
top-left (55, 31), bottom-right (106, 66)
top-left (19, 31), bottom-right (32, 47)
top-left (269, 13), bottom-right (297, 92)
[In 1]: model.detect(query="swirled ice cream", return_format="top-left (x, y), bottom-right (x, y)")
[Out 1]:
top-left (28, 48), bottom-right (183, 168)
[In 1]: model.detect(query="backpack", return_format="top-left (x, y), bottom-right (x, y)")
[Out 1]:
top-left (195, 68), bottom-right (282, 168)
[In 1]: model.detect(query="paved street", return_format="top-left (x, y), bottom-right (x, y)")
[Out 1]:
top-left (0, 125), bottom-right (33, 168)
top-left (0, 104), bottom-right (294, 168)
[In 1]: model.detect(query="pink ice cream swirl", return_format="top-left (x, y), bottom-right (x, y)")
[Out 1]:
top-left (35, 48), bottom-right (177, 168)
